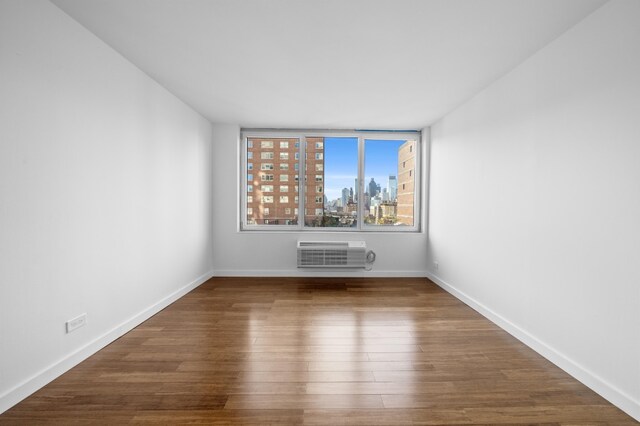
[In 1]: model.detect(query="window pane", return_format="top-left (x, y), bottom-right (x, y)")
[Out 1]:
top-left (305, 137), bottom-right (358, 228)
top-left (364, 139), bottom-right (416, 226)
top-left (246, 137), bottom-right (299, 226)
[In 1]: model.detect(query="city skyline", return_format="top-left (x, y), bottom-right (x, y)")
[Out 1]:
top-left (324, 137), bottom-right (407, 201)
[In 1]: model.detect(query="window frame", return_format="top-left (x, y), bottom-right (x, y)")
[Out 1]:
top-left (240, 129), bottom-right (421, 232)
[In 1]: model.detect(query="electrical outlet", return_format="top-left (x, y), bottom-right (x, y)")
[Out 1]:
top-left (434, 261), bottom-right (439, 271)
top-left (66, 313), bottom-right (87, 333)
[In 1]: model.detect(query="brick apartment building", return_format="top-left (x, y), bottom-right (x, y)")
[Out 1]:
top-left (396, 140), bottom-right (415, 225)
top-left (246, 137), bottom-right (324, 225)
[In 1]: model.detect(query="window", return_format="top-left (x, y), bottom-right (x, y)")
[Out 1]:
top-left (242, 132), bottom-right (420, 231)
top-left (364, 138), bottom-right (416, 226)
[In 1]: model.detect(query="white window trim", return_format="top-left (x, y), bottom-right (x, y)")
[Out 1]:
top-left (240, 129), bottom-right (422, 232)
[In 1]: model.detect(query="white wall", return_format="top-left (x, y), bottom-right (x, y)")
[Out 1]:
top-left (211, 124), bottom-right (429, 277)
top-left (0, 0), bottom-right (214, 413)
top-left (428, 0), bottom-right (640, 420)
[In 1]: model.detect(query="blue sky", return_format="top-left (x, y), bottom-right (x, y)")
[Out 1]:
top-left (324, 137), bottom-right (405, 201)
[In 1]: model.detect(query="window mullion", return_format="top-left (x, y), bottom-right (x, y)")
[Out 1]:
top-left (357, 136), bottom-right (364, 231)
top-left (298, 136), bottom-right (305, 229)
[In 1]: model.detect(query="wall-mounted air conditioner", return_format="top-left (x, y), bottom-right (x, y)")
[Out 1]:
top-left (297, 241), bottom-right (366, 268)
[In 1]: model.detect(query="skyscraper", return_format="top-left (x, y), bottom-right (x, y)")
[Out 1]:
top-left (388, 175), bottom-right (397, 201)
top-left (341, 187), bottom-right (350, 208)
top-left (368, 178), bottom-right (377, 197)
top-left (354, 178), bottom-right (358, 202)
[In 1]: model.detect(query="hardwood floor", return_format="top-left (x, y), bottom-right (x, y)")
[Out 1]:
top-left (1, 277), bottom-right (636, 425)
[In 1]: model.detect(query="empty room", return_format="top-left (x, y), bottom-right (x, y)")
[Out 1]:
top-left (1, 0), bottom-right (639, 424)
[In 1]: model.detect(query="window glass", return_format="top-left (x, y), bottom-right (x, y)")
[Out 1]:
top-left (364, 139), bottom-right (416, 226)
top-left (246, 137), bottom-right (299, 226)
top-left (305, 137), bottom-right (357, 228)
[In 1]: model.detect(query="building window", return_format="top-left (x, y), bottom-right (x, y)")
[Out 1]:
top-left (242, 132), bottom-right (420, 231)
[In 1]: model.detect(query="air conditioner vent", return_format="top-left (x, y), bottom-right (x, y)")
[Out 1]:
top-left (297, 241), bottom-right (366, 268)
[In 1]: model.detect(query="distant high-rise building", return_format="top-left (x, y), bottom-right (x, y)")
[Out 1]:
top-left (397, 140), bottom-right (416, 226)
top-left (382, 188), bottom-right (389, 202)
top-left (341, 187), bottom-right (350, 208)
top-left (349, 187), bottom-right (354, 201)
top-left (368, 178), bottom-right (377, 197)
top-left (376, 183), bottom-right (381, 195)
top-left (354, 178), bottom-right (358, 202)
top-left (388, 175), bottom-right (397, 201)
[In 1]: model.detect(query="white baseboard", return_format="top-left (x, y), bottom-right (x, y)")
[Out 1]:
top-left (213, 269), bottom-right (428, 278)
top-left (425, 270), bottom-right (640, 422)
top-left (0, 269), bottom-right (214, 415)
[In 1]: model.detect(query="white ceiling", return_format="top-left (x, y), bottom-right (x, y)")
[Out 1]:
top-left (51, 0), bottom-right (606, 129)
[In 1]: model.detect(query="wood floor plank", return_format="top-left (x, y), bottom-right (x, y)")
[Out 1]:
top-left (0, 277), bottom-right (635, 425)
